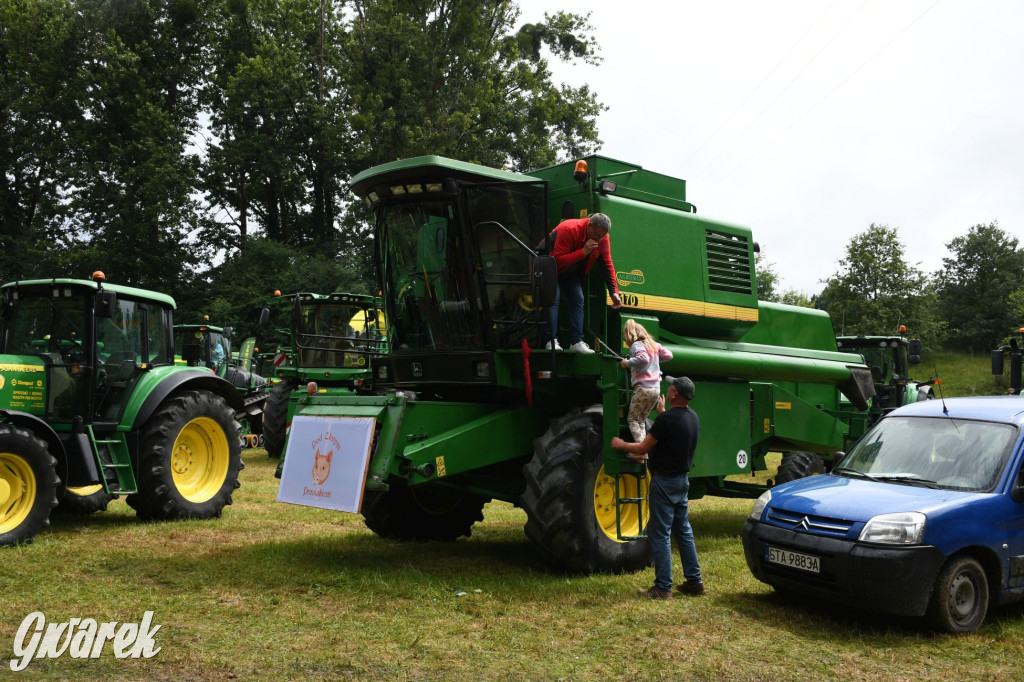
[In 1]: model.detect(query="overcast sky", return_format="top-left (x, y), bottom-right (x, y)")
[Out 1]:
top-left (517, 0), bottom-right (1023, 296)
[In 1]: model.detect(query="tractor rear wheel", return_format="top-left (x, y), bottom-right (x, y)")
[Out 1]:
top-left (361, 484), bottom-right (486, 541)
top-left (127, 390), bottom-right (242, 521)
top-left (0, 424), bottom-right (58, 546)
top-left (775, 451), bottom-right (825, 485)
top-left (262, 379), bottom-right (297, 458)
top-left (521, 407), bottom-right (652, 573)
top-left (56, 485), bottom-right (116, 515)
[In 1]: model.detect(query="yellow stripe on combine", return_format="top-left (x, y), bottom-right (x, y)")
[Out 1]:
top-left (607, 292), bottom-right (758, 322)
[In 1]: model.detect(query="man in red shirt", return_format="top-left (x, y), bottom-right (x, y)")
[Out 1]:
top-left (546, 213), bottom-right (622, 353)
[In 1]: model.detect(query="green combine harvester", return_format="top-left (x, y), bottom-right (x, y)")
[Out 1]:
top-left (258, 291), bottom-right (387, 457)
top-left (276, 155), bottom-right (874, 573)
top-left (0, 272), bottom-right (243, 545)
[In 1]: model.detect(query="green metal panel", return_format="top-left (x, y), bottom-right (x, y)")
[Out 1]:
top-left (689, 381), bottom-right (754, 477)
top-left (742, 302), bottom-right (839, 352)
top-left (750, 383), bottom-right (849, 454)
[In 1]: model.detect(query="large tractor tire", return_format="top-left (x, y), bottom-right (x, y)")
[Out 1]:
top-left (520, 407), bottom-right (651, 574)
top-left (0, 424), bottom-right (59, 546)
top-left (127, 390), bottom-right (243, 521)
top-left (775, 451), bottom-right (825, 486)
top-left (361, 484), bottom-right (487, 541)
top-left (56, 485), bottom-right (116, 515)
top-left (262, 379), bottom-right (297, 458)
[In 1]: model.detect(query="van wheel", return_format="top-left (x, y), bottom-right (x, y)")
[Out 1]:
top-left (926, 556), bottom-right (989, 633)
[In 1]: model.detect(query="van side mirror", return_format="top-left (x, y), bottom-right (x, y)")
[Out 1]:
top-left (531, 255), bottom-right (557, 308)
top-left (1012, 468), bottom-right (1024, 503)
top-left (94, 291), bottom-right (117, 318)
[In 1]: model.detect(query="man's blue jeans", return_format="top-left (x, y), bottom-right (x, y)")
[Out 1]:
top-left (647, 473), bottom-right (702, 592)
top-left (547, 273), bottom-right (584, 345)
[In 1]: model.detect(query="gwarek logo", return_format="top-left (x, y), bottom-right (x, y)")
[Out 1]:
top-left (10, 611), bottom-right (162, 672)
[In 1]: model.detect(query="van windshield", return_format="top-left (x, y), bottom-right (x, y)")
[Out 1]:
top-left (838, 416), bottom-right (1018, 492)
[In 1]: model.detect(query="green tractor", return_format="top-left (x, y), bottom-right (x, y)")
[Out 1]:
top-left (836, 328), bottom-right (934, 421)
top-left (0, 272), bottom-right (244, 545)
top-left (173, 320), bottom-right (269, 447)
top-left (258, 291), bottom-right (387, 457)
top-left (275, 155), bottom-right (874, 573)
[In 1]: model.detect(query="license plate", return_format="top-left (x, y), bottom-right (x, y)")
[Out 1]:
top-left (765, 546), bottom-right (820, 573)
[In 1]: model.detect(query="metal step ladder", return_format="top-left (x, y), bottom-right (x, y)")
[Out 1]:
top-left (86, 426), bottom-right (138, 494)
top-left (615, 468), bottom-right (649, 540)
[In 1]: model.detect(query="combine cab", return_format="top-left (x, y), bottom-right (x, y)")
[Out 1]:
top-left (258, 292), bottom-right (387, 457)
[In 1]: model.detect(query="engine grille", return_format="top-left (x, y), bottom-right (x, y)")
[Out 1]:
top-left (705, 230), bottom-right (753, 294)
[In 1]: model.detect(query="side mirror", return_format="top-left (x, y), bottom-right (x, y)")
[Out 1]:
top-left (182, 343), bottom-right (201, 366)
top-left (1012, 468), bottom-right (1024, 503)
top-left (531, 255), bottom-right (557, 308)
top-left (908, 339), bottom-right (923, 356)
top-left (259, 307), bottom-right (270, 327)
top-left (993, 349), bottom-right (1006, 376)
top-left (223, 326), bottom-right (233, 340)
top-left (94, 291), bottom-right (117, 318)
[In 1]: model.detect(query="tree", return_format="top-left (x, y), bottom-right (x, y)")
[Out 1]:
top-left (818, 224), bottom-right (940, 342)
top-left (935, 222), bottom-right (1024, 352)
top-left (341, 1), bottom-right (604, 173)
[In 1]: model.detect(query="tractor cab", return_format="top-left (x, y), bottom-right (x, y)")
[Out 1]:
top-left (836, 330), bottom-right (930, 416)
top-left (351, 156), bottom-right (552, 390)
top-left (1, 274), bottom-right (174, 425)
top-left (174, 322), bottom-right (233, 373)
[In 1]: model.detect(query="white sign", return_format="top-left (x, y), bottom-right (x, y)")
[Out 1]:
top-left (277, 415), bottom-right (375, 513)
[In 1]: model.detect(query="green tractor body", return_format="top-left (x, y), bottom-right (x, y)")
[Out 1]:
top-left (173, 322), bottom-right (269, 446)
top-left (0, 275), bottom-right (244, 545)
top-left (258, 292), bottom-right (387, 457)
top-left (835, 333), bottom-right (933, 421)
top-left (276, 155), bottom-right (874, 573)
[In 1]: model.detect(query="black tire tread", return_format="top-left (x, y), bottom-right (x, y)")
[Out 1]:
top-left (262, 379), bottom-right (297, 458)
top-left (0, 424), bottom-right (59, 546)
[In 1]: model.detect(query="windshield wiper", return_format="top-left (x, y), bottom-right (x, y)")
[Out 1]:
top-left (832, 467), bottom-right (881, 482)
top-left (873, 474), bottom-right (940, 489)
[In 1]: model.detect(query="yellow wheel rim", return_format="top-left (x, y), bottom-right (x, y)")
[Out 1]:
top-left (170, 417), bottom-right (229, 503)
top-left (66, 484), bottom-right (104, 497)
top-left (0, 452), bottom-right (37, 533)
top-left (593, 463), bottom-right (649, 543)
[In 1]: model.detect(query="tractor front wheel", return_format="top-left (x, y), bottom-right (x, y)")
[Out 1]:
top-left (361, 484), bottom-right (487, 541)
top-left (0, 424), bottom-right (58, 546)
top-left (127, 390), bottom-right (242, 521)
top-left (262, 379), bottom-right (297, 458)
top-left (520, 407), bottom-right (651, 573)
top-left (56, 485), bottom-right (116, 515)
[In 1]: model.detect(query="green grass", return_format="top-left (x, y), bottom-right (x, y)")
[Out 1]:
top-left (923, 351), bottom-right (1011, 398)
top-left (3, 352), bottom-right (1023, 680)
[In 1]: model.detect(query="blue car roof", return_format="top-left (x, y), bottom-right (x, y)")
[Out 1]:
top-left (891, 396), bottom-right (1024, 425)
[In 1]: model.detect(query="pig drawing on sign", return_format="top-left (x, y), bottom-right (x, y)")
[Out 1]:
top-left (311, 448), bottom-right (333, 485)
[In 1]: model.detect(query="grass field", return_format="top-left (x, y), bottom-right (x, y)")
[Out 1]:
top-left (3, 351), bottom-right (1023, 680)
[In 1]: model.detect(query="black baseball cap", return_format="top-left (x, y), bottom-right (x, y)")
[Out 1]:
top-left (665, 375), bottom-right (695, 399)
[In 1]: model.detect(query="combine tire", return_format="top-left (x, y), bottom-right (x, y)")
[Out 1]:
top-left (127, 390), bottom-right (242, 521)
top-left (56, 485), bottom-right (116, 515)
top-left (775, 451), bottom-right (825, 485)
top-left (521, 407), bottom-right (651, 573)
top-left (263, 379), bottom-right (296, 458)
top-left (361, 484), bottom-right (486, 541)
top-left (0, 425), bottom-right (58, 546)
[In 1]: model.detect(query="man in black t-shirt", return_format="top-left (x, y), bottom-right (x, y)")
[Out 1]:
top-left (611, 375), bottom-right (704, 600)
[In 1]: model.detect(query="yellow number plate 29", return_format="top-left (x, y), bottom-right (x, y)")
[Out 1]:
top-left (765, 546), bottom-right (820, 573)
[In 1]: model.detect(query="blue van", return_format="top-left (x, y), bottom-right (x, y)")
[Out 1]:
top-left (742, 397), bottom-right (1024, 633)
